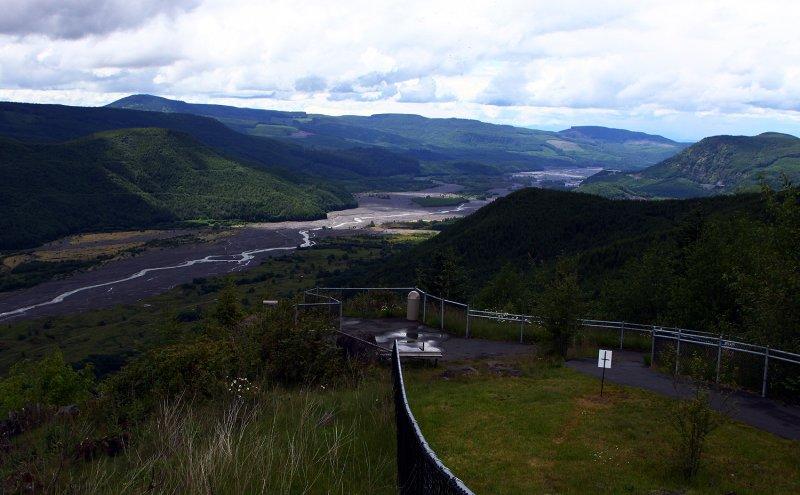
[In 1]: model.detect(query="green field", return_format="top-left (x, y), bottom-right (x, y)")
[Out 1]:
top-left (406, 357), bottom-right (800, 494)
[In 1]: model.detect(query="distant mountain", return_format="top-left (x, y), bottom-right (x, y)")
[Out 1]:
top-left (579, 132), bottom-right (800, 199)
top-left (0, 101), bottom-right (419, 183)
top-left (557, 126), bottom-right (679, 145)
top-left (108, 95), bottom-right (687, 171)
top-left (0, 128), bottom-right (351, 250)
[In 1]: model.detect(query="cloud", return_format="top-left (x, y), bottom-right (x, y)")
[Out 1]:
top-left (0, 0), bottom-right (200, 39)
top-left (398, 77), bottom-right (453, 103)
top-left (0, 0), bottom-right (799, 139)
top-left (294, 75), bottom-right (326, 93)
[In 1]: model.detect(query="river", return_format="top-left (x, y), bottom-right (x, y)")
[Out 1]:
top-left (0, 185), bottom-right (494, 322)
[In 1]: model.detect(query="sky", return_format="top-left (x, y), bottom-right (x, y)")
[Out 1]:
top-left (1, 0), bottom-right (799, 141)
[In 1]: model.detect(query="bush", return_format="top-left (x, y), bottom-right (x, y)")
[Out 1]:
top-left (103, 339), bottom-right (238, 412)
top-left (260, 303), bottom-right (353, 387)
top-left (0, 350), bottom-right (94, 417)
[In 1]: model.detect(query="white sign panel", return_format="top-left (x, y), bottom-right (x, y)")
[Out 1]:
top-left (597, 349), bottom-right (612, 368)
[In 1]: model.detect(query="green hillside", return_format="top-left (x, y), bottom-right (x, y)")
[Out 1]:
top-left (579, 132), bottom-right (800, 199)
top-left (0, 101), bottom-right (419, 184)
top-left (338, 185), bottom-right (800, 354)
top-left (0, 128), bottom-right (350, 249)
top-left (108, 94), bottom-right (687, 171)
top-left (355, 188), bottom-right (758, 290)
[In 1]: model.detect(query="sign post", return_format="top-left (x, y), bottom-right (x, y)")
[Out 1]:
top-left (598, 349), bottom-right (612, 397)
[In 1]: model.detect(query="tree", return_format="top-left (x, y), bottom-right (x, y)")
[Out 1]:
top-left (215, 283), bottom-right (243, 328)
top-left (0, 350), bottom-right (94, 416)
top-left (535, 257), bottom-right (584, 358)
top-left (415, 246), bottom-right (469, 300)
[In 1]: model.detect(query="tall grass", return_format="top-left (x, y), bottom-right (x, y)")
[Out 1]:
top-left (67, 381), bottom-right (395, 494)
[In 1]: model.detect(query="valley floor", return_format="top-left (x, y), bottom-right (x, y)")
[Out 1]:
top-left (0, 184), bottom-right (494, 323)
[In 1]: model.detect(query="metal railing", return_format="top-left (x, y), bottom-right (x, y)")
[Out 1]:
top-left (392, 342), bottom-right (475, 495)
top-left (313, 286), bottom-right (800, 399)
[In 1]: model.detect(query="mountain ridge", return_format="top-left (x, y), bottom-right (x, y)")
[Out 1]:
top-left (578, 132), bottom-right (800, 198)
top-left (107, 94), bottom-right (688, 171)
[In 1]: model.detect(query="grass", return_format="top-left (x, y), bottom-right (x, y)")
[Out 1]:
top-left (3, 376), bottom-right (396, 494)
top-left (405, 357), bottom-right (800, 494)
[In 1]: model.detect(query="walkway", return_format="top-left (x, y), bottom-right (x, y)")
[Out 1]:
top-left (340, 317), bottom-right (534, 361)
top-left (566, 350), bottom-right (800, 440)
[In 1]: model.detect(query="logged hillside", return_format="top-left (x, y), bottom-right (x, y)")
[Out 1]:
top-left (0, 128), bottom-right (349, 249)
top-left (579, 132), bottom-right (800, 198)
top-left (109, 94), bottom-right (687, 171)
top-left (0, 101), bottom-right (419, 183)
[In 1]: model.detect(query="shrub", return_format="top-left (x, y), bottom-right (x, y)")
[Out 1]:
top-left (0, 350), bottom-right (94, 417)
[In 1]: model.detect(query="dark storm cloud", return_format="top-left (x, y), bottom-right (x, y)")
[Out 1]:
top-left (0, 0), bottom-right (200, 39)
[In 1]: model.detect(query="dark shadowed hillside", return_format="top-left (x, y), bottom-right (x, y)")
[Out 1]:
top-left (0, 128), bottom-right (350, 249)
top-left (0, 101), bottom-right (419, 183)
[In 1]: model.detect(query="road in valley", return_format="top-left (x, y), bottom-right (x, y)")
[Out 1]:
top-left (0, 185), bottom-right (499, 322)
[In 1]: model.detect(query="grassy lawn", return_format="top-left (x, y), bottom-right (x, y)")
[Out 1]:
top-left (405, 357), bottom-right (800, 494)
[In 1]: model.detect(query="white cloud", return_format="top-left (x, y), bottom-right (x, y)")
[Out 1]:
top-left (0, 0), bottom-right (799, 139)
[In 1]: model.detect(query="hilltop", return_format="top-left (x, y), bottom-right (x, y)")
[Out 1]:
top-left (108, 94), bottom-right (688, 171)
top-left (579, 132), bottom-right (800, 198)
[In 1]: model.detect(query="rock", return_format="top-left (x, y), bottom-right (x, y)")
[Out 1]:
top-left (486, 361), bottom-right (523, 377)
top-left (57, 404), bottom-right (79, 417)
top-left (317, 410), bottom-right (335, 428)
top-left (441, 366), bottom-right (478, 379)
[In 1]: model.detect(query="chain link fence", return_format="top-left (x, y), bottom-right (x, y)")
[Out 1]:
top-left (314, 287), bottom-right (800, 400)
top-left (392, 342), bottom-right (475, 495)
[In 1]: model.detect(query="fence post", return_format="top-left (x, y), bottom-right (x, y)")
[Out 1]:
top-left (422, 293), bottom-right (427, 324)
top-left (465, 305), bottom-right (471, 338)
top-left (339, 301), bottom-right (343, 332)
top-left (650, 326), bottom-right (656, 367)
top-left (620, 322), bottom-right (625, 350)
top-left (674, 329), bottom-right (682, 376)
top-left (519, 318), bottom-right (524, 344)
top-left (440, 297), bottom-right (445, 332)
top-left (716, 334), bottom-right (723, 384)
top-left (762, 347), bottom-right (770, 398)
top-left (294, 305), bottom-right (298, 325)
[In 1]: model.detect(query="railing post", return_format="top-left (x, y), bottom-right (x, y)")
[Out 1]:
top-left (519, 318), bottom-right (524, 343)
top-left (674, 329), bottom-right (682, 376)
top-left (716, 334), bottom-right (723, 384)
top-left (620, 322), bottom-right (625, 349)
top-left (465, 305), bottom-right (471, 338)
top-left (650, 326), bottom-right (656, 367)
top-left (339, 301), bottom-right (343, 332)
top-left (440, 297), bottom-right (444, 332)
top-left (422, 293), bottom-right (427, 324)
top-left (762, 347), bottom-right (770, 398)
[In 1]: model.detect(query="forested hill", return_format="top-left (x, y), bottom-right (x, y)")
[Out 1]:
top-left (361, 187), bottom-right (759, 289)
top-left (108, 94), bottom-right (687, 171)
top-left (579, 132), bottom-right (800, 199)
top-left (0, 128), bottom-right (350, 250)
top-left (344, 185), bottom-right (798, 350)
top-left (0, 101), bottom-right (419, 182)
